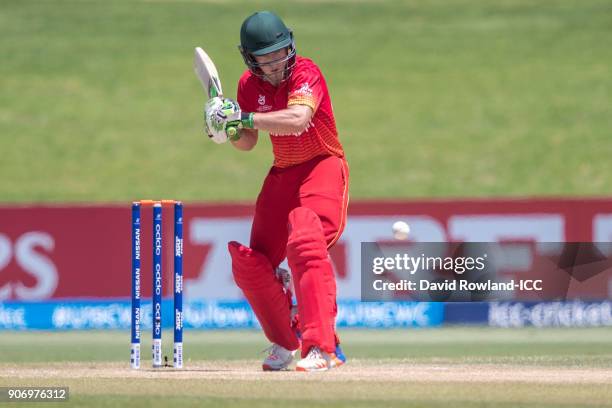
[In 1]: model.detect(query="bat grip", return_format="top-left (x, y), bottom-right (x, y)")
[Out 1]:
top-left (227, 126), bottom-right (239, 140)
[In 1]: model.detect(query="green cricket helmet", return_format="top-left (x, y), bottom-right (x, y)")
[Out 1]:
top-left (238, 11), bottom-right (297, 81)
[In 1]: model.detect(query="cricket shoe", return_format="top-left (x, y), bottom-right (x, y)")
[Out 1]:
top-left (296, 347), bottom-right (341, 372)
top-left (262, 344), bottom-right (297, 371)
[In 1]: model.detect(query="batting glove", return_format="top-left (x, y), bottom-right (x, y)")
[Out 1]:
top-left (204, 97), bottom-right (228, 144)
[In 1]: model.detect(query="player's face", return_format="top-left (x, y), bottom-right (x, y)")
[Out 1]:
top-left (254, 48), bottom-right (289, 86)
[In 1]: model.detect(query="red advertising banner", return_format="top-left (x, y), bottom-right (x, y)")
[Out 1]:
top-left (0, 198), bottom-right (611, 301)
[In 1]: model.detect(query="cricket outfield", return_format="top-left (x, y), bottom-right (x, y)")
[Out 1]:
top-left (1, 0), bottom-right (611, 201)
top-left (1, 328), bottom-right (612, 407)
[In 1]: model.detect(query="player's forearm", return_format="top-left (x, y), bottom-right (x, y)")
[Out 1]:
top-left (252, 108), bottom-right (311, 135)
top-left (231, 129), bottom-right (258, 151)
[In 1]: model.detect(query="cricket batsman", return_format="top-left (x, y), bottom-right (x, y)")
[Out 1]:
top-left (204, 11), bottom-right (349, 372)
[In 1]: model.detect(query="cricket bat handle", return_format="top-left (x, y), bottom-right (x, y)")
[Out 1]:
top-left (227, 126), bottom-right (238, 139)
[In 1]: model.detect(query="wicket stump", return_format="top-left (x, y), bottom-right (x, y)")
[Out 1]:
top-left (130, 200), bottom-right (183, 369)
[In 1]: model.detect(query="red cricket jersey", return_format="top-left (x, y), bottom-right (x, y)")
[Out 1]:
top-left (237, 56), bottom-right (345, 168)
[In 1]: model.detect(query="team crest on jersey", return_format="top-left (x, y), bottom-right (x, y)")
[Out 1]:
top-left (256, 94), bottom-right (272, 112)
top-left (296, 82), bottom-right (313, 96)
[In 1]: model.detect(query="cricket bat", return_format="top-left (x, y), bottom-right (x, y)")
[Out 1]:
top-left (193, 47), bottom-right (237, 138)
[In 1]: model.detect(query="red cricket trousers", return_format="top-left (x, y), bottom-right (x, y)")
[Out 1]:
top-left (231, 154), bottom-right (349, 356)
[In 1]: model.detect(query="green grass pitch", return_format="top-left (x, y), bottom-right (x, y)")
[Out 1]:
top-left (1, 328), bottom-right (612, 407)
top-left (1, 0), bottom-right (611, 202)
